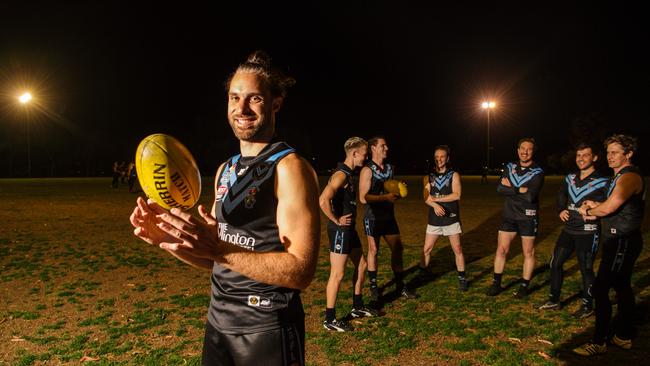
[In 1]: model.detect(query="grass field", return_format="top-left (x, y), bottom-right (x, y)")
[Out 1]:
top-left (1, 176), bottom-right (649, 365)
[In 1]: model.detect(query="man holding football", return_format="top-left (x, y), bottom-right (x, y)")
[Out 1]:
top-left (130, 51), bottom-right (319, 366)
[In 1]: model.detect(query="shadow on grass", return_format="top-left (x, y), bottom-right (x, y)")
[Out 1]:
top-left (372, 204), bottom-right (564, 307)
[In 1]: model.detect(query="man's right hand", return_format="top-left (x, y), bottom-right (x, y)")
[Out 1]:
top-left (337, 213), bottom-right (353, 226)
top-left (433, 202), bottom-right (446, 217)
top-left (385, 193), bottom-right (400, 202)
top-left (559, 209), bottom-right (570, 222)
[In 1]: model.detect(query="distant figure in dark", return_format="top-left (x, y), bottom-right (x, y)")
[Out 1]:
top-left (111, 161), bottom-right (120, 189)
top-left (481, 165), bottom-right (489, 185)
top-left (127, 162), bottom-right (137, 193)
top-left (119, 161), bottom-right (128, 184)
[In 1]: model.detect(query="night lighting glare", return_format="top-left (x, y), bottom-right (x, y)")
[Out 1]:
top-left (19, 92), bottom-right (33, 104)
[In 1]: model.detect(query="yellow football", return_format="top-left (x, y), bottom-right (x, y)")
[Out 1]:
top-left (135, 134), bottom-right (201, 210)
top-left (383, 179), bottom-right (408, 198)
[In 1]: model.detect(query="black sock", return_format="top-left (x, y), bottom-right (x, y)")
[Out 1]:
top-left (493, 272), bottom-right (503, 285)
top-left (521, 279), bottom-right (530, 288)
top-left (394, 271), bottom-right (405, 292)
top-left (394, 271), bottom-right (404, 284)
top-left (325, 308), bottom-right (336, 322)
top-left (457, 271), bottom-right (466, 280)
top-left (368, 271), bottom-right (378, 288)
top-left (353, 294), bottom-right (363, 308)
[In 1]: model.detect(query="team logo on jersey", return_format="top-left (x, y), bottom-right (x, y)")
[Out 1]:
top-left (215, 185), bottom-right (228, 201)
top-left (248, 295), bottom-right (259, 306)
top-left (218, 223), bottom-right (256, 250)
top-left (247, 295), bottom-right (272, 308)
top-left (584, 224), bottom-right (597, 231)
top-left (253, 163), bottom-right (271, 180)
top-left (245, 187), bottom-right (258, 209)
top-left (525, 209), bottom-right (537, 216)
top-left (237, 166), bottom-right (249, 176)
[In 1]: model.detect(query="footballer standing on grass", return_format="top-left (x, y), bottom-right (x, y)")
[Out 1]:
top-left (320, 137), bottom-right (378, 332)
top-left (130, 51), bottom-right (319, 366)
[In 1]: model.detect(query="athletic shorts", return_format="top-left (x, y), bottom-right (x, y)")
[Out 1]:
top-left (327, 226), bottom-right (361, 254)
top-left (202, 321), bottom-right (305, 366)
top-left (499, 217), bottom-right (538, 237)
top-left (426, 222), bottom-right (462, 236)
top-left (556, 230), bottom-right (599, 254)
top-left (363, 217), bottom-right (400, 237)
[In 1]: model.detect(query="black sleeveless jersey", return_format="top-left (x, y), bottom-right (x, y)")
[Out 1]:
top-left (427, 169), bottom-right (460, 226)
top-left (208, 142), bottom-right (303, 334)
top-left (363, 160), bottom-right (395, 220)
top-left (328, 162), bottom-right (357, 229)
top-left (557, 170), bottom-right (609, 234)
top-left (497, 162), bottom-right (545, 221)
top-left (602, 166), bottom-right (645, 238)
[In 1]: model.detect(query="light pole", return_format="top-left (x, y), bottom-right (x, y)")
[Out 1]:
top-left (481, 101), bottom-right (496, 172)
top-left (19, 92), bottom-right (33, 177)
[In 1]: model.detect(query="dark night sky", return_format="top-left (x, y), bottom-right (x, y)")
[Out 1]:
top-left (1, 1), bottom-right (648, 177)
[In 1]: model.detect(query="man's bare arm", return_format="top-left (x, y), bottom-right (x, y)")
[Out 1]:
top-left (359, 166), bottom-right (397, 203)
top-left (580, 174), bottom-right (642, 217)
top-left (212, 154), bottom-right (320, 290)
top-left (319, 171), bottom-right (352, 226)
top-left (432, 172), bottom-right (462, 202)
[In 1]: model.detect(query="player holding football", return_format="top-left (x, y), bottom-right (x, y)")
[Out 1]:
top-left (359, 136), bottom-right (417, 301)
top-left (130, 51), bottom-right (319, 366)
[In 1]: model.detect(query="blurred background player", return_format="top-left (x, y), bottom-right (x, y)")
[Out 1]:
top-left (538, 143), bottom-right (608, 318)
top-left (486, 138), bottom-right (545, 298)
top-left (111, 161), bottom-right (120, 188)
top-left (320, 137), bottom-right (378, 332)
top-left (574, 134), bottom-right (645, 356)
top-left (359, 136), bottom-right (417, 301)
top-left (127, 161), bottom-right (137, 193)
top-left (130, 51), bottom-right (319, 366)
top-left (418, 145), bottom-right (467, 291)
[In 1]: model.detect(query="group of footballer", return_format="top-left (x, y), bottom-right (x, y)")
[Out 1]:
top-left (130, 51), bottom-right (643, 364)
top-left (320, 134), bottom-right (645, 358)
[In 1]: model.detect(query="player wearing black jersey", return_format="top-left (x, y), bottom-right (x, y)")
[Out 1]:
top-left (130, 51), bottom-right (319, 366)
top-left (486, 138), bottom-right (545, 298)
top-left (359, 137), bottom-right (417, 300)
top-left (538, 143), bottom-right (608, 318)
top-left (320, 137), bottom-right (378, 332)
top-left (418, 145), bottom-right (467, 291)
top-left (574, 135), bottom-right (645, 357)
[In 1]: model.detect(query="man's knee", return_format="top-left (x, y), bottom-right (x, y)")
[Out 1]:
top-left (496, 245), bottom-right (510, 257)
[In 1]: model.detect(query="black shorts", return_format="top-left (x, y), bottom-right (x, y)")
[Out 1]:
top-left (327, 226), bottom-right (361, 254)
top-left (363, 217), bottom-right (400, 237)
top-left (202, 321), bottom-right (305, 366)
top-left (499, 217), bottom-right (538, 237)
top-left (556, 230), bottom-right (599, 254)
